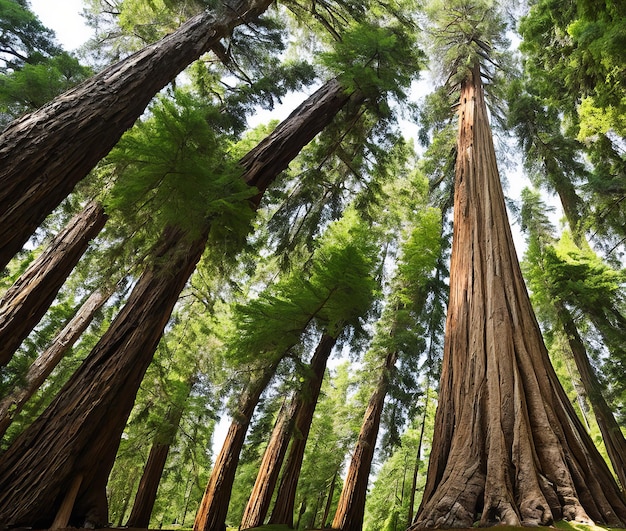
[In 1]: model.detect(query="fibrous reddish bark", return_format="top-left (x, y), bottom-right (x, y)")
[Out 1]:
top-left (0, 0), bottom-right (273, 270)
top-left (0, 285), bottom-right (114, 439)
top-left (0, 200), bottom-right (107, 367)
top-left (193, 361), bottom-right (280, 531)
top-left (240, 398), bottom-right (300, 529)
top-left (332, 350), bottom-right (397, 531)
top-left (269, 333), bottom-right (337, 527)
top-left (410, 64), bottom-right (626, 528)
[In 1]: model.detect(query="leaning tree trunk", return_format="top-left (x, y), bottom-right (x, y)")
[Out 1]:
top-left (410, 64), bottom-right (626, 529)
top-left (125, 399), bottom-right (188, 528)
top-left (193, 360), bottom-right (281, 531)
top-left (0, 76), bottom-right (357, 529)
top-left (0, 225), bottom-right (208, 528)
top-left (240, 397), bottom-right (300, 529)
top-left (0, 284), bottom-right (115, 439)
top-left (0, 0), bottom-right (273, 270)
top-left (0, 200), bottom-right (107, 366)
top-left (332, 349), bottom-right (397, 531)
top-left (557, 301), bottom-right (626, 492)
top-left (269, 332), bottom-right (337, 527)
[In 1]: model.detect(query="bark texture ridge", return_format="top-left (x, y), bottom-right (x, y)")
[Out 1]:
top-left (410, 65), bottom-right (626, 529)
top-left (0, 0), bottom-right (273, 270)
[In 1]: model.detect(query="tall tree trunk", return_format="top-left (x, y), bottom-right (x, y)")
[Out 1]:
top-left (0, 225), bottom-right (208, 528)
top-left (240, 397), bottom-right (300, 529)
top-left (0, 76), bottom-right (359, 530)
top-left (126, 400), bottom-right (188, 528)
top-left (0, 284), bottom-right (114, 439)
top-left (0, 0), bottom-right (273, 270)
top-left (410, 64), bottom-right (626, 528)
top-left (332, 350), bottom-right (397, 531)
top-left (269, 332), bottom-right (337, 527)
top-left (193, 360), bottom-right (280, 531)
top-left (557, 301), bottom-right (626, 492)
top-left (0, 200), bottom-right (107, 366)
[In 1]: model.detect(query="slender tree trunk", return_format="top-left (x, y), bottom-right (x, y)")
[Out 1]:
top-left (407, 385), bottom-right (430, 526)
top-left (193, 360), bottom-right (280, 531)
top-left (0, 225), bottom-right (208, 528)
top-left (0, 284), bottom-right (114, 439)
top-left (0, 0), bottom-right (273, 270)
top-left (321, 468), bottom-right (339, 527)
top-left (0, 200), bottom-right (107, 366)
top-left (240, 397), bottom-right (300, 529)
top-left (0, 75), bottom-right (360, 530)
top-left (126, 402), bottom-right (187, 528)
top-left (410, 64), bottom-right (626, 528)
top-left (332, 350), bottom-right (397, 531)
top-left (269, 332), bottom-right (337, 527)
top-left (557, 301), bottom-right (626, 492)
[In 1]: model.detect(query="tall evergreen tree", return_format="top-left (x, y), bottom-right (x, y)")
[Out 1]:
top-left (410, 1), bottom-right (626, 527)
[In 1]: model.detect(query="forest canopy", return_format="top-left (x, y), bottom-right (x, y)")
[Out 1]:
top-left (0, 0), bottom-right (625, 530)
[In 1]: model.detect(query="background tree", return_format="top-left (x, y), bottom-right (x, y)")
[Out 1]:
top-left (520, 188), bottom-right (626, 491)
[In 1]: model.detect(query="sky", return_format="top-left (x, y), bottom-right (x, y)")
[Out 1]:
top-left (30, 0), bottom-right (93, 51)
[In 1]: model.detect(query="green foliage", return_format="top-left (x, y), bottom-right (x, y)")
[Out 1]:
top-left (319, 22), bottom-right (423, 103)
top-left (363, 395), bottom-right (436, 531)
top-left (0, 0), bottom-right (61, 72)
top-left (0, 52), bottom-right (91, 123)
top-left (423, 0), bottom-right (510, 88)
top-left (103, 89), bottom-right (254, 245)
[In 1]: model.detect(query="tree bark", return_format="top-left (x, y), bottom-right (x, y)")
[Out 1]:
top-left (0, 200), bottom-right (107, 366)
top-left (239, 77), bottom-right (353, 203)
top-left (557, 301), bottom-right (626, 492)
top-left (332, 350), bottom-right (397, 531)
top-left (268, 332), bottom-right (337, 527)
top-left (240, 397), bottom-right (300, 529)
top-left (0, 224), bottom-right (208, 528)
top-left (193, 360), bottom-right (280, 531)
top-left (0, 284), bottom-right (114, 439)
top-left (126, 401), bottom-right (187, 528)
top-left (410, 64), bottom-right (626, 528)
top-left (0, 0), bottom-right (273, 270)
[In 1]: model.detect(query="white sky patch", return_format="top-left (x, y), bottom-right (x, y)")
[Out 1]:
top-left (30, 0), bottom-right (93, 51)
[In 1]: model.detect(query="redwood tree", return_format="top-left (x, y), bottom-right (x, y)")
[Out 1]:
top-left (410, 1), bottom-right (626, 527)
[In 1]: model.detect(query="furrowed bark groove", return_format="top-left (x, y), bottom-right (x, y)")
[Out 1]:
top-left (0, 200), bottom-right (107, 366)
top-left (0, 0), bottom-right (273, 270)
top-left (410, 64), bottom-right (626, 529)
